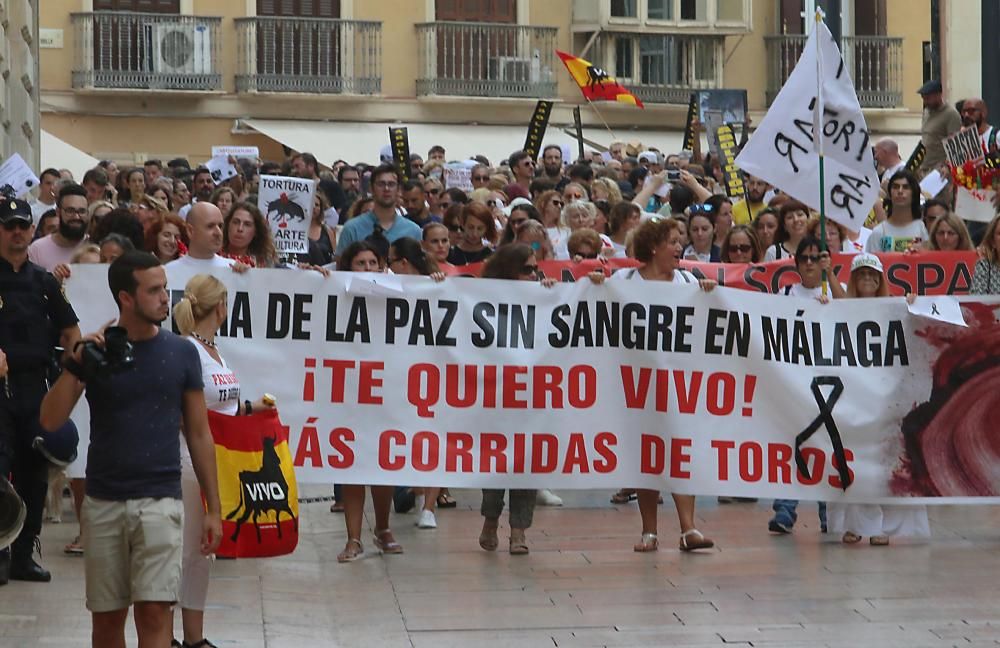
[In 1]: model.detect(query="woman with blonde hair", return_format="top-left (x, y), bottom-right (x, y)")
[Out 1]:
top-left (590, 177), bottom-right (623, 205)
top-left (926, 212), bottom-right (974, 251)
top-left (172, 274), bottom-right (275, 648)
top-left (971, 213), bottom-right (1000, 294)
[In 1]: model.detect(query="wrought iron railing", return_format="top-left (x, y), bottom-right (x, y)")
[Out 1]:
top-left (765, 34), bottom-right (903, 108)
top-left (236, 17), bottom-right (382, 95)
top-left (71, 12), bottom-right (222, 91)
top-left (415, 22), bottom-right (557, 98)
top-left (591, 33), bottom-right (725, 104)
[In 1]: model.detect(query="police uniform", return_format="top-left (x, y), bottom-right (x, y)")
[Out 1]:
top-left (0, 197), bottom-right (79, 584)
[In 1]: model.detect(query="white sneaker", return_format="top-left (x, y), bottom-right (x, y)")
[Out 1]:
top-left (414, 494), bottom-right (425, 513)
top-left (416, 509), bottom-right (437, 529)
top-left (536, 489), bottom-right (563, 506)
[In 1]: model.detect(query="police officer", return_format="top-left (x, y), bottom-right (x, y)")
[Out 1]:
top-left (0, 194), bottom-right (80, 585)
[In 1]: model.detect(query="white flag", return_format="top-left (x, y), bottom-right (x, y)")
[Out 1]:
top-left (735, 20), bottom-right (879, 232)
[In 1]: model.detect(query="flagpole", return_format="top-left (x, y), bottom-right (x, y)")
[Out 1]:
top-left (585, 97), bottom-right (618, 140)
top-left (815, 9), bottom-right (829, 297)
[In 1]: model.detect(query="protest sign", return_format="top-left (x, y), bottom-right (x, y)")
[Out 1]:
top-left (66, 265), bottom-right (1000, 503)
top-left (736, 21), bottom-right (879, 232)
top-left (257, 175), bottom-right (314, 255)
top-left (682, 93), bottom-right (698, 151)
top-left (389, 127), bottom-right (411, 182)
top-left (904, 141), bottom-right (926, 174)
top-left (205, 155), bottom-right (238, 185)
top-left (0, 153), bottom-right (39, 198)
top-left (212, 146), bottom-right (260, 159)
top-left (522, 100), bottom-right (554, 160)
top-left (954, 185), bottom-right (997, 223)
top-left (716, 124), bottom-right (745, 198)
top-left (443, 165), bottom-right (473, 192)
top-left (943, 128), bottom-right (984, 168)
top-left (698, 89), bottom-right (748, 126)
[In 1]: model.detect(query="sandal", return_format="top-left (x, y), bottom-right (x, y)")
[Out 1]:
top-left (183, 640), bottom-right (219, 648)
top-left (329, 501), bottom-right (344, 513)
top-left (374, 529), bottom-right (404, 554)
top-left (509, 531), bottom-right (529, 555)
top-left (634, 532), bottom-right (658, 552)
top-left (479, 519), bottom-right (499, 551)
top-left (842, 531), bottom-right (862, 544)
top-left (610, 489), bottom-right (637, 504)
top-left (436, 492), bottom-right (457, 508)
top-left (337, 538), bottom-right (364, 563)
top-left (679, 529), bottom-right (714, 551)
top-left (171, 641), bottom-right (183, 648)
top-left (870, 535), bottom-right (890, 546)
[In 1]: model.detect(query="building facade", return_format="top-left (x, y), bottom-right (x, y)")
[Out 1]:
top-left (36, 0), bottom-right (932, 168)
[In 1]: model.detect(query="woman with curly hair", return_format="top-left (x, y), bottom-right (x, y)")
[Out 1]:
top-left (221, 202), bottom-right (278, 268)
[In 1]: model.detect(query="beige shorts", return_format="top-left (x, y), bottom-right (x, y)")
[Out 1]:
top-left (81, 495), bottom-right (184, 613)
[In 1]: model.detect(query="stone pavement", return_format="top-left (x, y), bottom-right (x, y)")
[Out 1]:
top-left (2, 488), bottom-right (1000, 647)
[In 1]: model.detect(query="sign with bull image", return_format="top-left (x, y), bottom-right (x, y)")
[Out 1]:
top-left (208, 409), bottom-right (299, 558)
top-left (258, 175), bottom-right (315, 256)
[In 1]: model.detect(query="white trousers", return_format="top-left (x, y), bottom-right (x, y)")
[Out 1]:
top-left (179, 461), bottom-right (211, 610)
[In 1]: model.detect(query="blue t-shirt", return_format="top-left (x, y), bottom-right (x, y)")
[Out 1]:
top-left (334, 211), bottom-right (423, 258)
top-left (85, 329), bottom-right (204, 501)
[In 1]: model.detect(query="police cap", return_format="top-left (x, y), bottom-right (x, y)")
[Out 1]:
top-left (0, 198), bottom-right (32, 225)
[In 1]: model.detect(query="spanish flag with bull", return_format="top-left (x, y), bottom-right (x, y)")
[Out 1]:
top-left (208, 409), bottom-right (299, 558)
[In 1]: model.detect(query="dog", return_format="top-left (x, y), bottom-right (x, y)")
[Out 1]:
top-left (44, 465), bottom-right (68, 523)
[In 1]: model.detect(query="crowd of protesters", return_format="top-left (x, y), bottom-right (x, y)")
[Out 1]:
top-left (5, 114), bottom-right (1000, 646)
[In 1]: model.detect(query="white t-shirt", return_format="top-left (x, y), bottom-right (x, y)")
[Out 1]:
top-left (27, 234), bottom-right (86, 271)
top-left (29, 199), bottom-right (55, 224)
top-left (864, 219), bottom-right (929, 253)
top-left (782, 282), bottom-right (845, 298)
top-left (187, 337), bottom-right (240, 415)
top-left (166, 254), bottom-right (236, 272)
top-left (610, 267), bottom-right (697, 284)
top-left (682, 245), bottom-right (712, 263)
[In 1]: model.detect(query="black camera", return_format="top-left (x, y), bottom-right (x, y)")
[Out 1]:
top-left (79, 326), bottom-right (136, 381)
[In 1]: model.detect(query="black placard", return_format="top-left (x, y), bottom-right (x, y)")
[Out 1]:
top-left (523, 100), bottom-right (554, 160)
top-left (716, 124), bottom-right (745, 198)
top-left (389, 127), bottom-right (411, 182)
top-left (682, 93), bottom-right (698, 151)
top-left (904, 141), bottom-right (926, 174)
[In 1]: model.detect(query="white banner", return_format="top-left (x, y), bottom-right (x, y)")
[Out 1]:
top-left (64, 266), bottom-right (1000, 504)
top-left (736, 20), bottom-right (879, 232)
top-left (257, 175), bottom-right (314, 255)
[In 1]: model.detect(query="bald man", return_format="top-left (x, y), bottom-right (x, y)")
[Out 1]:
top-left (874, 139), bottom-right (905, 180)
top-left (961, 97), bottom-right (998, 153)
top-left (166, 202), bottom-right (236, 271)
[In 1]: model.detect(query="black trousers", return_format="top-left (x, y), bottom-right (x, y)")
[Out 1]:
top-left (0, 371), bottom-right (50, 557)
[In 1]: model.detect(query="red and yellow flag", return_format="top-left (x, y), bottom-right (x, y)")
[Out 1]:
top-left (209, 409), bottom-right (299, 558)
top-left (556, 50), bottom-right (644, 108)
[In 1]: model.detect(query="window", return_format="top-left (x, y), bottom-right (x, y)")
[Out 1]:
top-left (257, 0), bottom-right (340, 17)
top-left (647, 0), bottom-right (672, 20)
top-left (610, 0), bottom-right (637, 18)
top-left (436, 0), bottom-right (516, 22)
top-left (639, 35), bottom-right (679, 85)
top-left (680, 0), bottom-right (707, 20)
top-left (614, 37), bottom-right (634, 79)
top-left (716, 0), bottom-right (743, 21)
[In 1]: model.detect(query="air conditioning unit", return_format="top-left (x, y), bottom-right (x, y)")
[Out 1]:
top-left (146, 23), bottom-right (212, 75)
top-left (488, 56), bottom-right (540, 83)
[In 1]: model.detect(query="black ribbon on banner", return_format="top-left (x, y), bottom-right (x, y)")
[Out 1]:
top-left (523, 101), bottom-right (554, 160)
top-left (904, 141), bottom-right (926, 174)
top-left (682, 93), bottom-right (698, 151)
top-left (389, 127), bottom-right (411, 182)
top-left (794, 376), bottom-right (852, 491)
top-left (716, 124), bottom-right (745, 198)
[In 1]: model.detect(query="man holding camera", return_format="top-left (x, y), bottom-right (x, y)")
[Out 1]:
top-left (0, 196), bottom-right (82, 585)
top-left (40, 251), bottom-right (222, 647)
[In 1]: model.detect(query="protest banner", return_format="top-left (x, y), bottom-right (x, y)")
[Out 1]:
top-left (445, 252), bottom-right (978, 297)
top-left (715, 124), bottom-right (745, 198)
top-left (257, 174), bottom-right (314, 255)
top-left (65, 265), bottom-right (1000, 504)
top-left (736, 21), bottom-right (879, 232)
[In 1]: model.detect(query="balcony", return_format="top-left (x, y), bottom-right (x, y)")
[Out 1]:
top-left (236, 17), bottom-right (381, 95)
top-left (591, 32), bottom-right (725, 104)
top-left (765, 35), bottom-right (903, 108)
top-left (71, 12), bottom-right (222, 91)
top-left (415, 22), bottom-right (557, 99)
